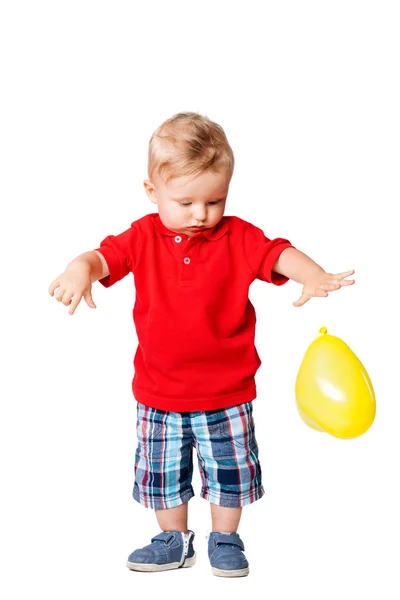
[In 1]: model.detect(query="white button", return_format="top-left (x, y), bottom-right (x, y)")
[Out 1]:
top-left (174, 236), bottom-right (182, 243)
top-left (183, 257), bottom-right (191, 265)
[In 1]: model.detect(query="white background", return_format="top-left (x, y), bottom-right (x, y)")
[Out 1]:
top-left (1, 1), bottom-right (399, 598)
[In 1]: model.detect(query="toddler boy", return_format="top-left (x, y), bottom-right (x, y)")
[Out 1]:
top-left (48, 112), bottom-right (354, 577)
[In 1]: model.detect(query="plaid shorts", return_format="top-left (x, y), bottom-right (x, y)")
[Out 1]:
top-left (133, 400), bottom-right (265, 509)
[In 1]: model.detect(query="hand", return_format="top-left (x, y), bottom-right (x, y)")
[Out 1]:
top-left (293, 269), bottom-right (355, 307)
top-left (48, 264), bottom-right (96, 315)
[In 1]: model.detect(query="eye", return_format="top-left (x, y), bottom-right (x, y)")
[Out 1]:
top-left (179, 200), bottom-right (222, 206)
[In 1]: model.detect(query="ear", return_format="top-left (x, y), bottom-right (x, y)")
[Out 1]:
top-left (143, 179), bottom-right (158, 205)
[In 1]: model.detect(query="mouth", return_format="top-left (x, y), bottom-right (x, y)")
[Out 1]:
top-left (189, 226), bottom-right (206, 229)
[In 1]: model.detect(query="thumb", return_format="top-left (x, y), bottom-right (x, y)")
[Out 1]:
top-left (293, 294), bottom-right (308, 307)
top-left (84, 291), bottom-right (97, 309)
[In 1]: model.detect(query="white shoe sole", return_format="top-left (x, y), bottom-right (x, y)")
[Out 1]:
top-left (212, 565), bottom-right (249, 577)
top-left (127, 552), bottom-right (196, 572)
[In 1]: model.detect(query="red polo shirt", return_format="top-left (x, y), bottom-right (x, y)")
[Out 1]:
top-left (94, 213), bottom-right (293, 412)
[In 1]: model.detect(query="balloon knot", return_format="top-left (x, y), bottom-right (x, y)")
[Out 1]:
top-left (319, 326), bottom-right (328, 334)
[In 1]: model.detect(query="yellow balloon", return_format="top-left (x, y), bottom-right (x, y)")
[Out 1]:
top-left (295, 327), bottom-right (376, 439)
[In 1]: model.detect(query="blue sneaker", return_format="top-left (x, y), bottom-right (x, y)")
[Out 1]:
top-left (126, 530), bottom-right (196, 572)
top-left (208, 532), bottom-right (249, 577)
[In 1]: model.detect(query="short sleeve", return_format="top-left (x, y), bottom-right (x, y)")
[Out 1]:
top-left (93, 223), bottom-right (140, 288)
top-left (243, 222), bottom-right (294, 285)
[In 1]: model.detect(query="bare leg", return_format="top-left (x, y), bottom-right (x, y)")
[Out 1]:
top-left (155, 502), bottom-right (189, 533)
top-left (210, 503), bottom-right (242, 533)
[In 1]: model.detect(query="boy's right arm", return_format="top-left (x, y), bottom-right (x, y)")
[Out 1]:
top-left (48, 250), bottom-right (110, 316)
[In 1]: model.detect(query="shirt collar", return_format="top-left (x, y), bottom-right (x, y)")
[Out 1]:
top-left (152, 213), bottom-right (229, 241)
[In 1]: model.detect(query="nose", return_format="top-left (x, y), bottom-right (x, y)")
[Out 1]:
top-left (192, 206), bottom-right (207, 222)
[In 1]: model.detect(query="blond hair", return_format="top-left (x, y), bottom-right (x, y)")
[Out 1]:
top-left (147, 111), bottom-right (235, 185)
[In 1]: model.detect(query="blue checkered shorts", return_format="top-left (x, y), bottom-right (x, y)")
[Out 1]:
top-left (133, 400), bottom-right (265, 509)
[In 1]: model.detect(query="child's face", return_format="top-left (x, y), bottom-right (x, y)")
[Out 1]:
top-left (144, 169), bottom-right (230, 237)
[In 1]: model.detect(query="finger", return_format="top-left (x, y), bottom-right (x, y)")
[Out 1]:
top-left (48, 279), bottom-right (60, 296)
top-left (68, 293), bottom-right (83, 316)
top-left (293, 294), bottom-right (310, 307)
top-left (315, 289), bottom-right (329, 298)
top-left (83, 291), bottom-right (97, 309)
top-left (339, 279), bottom-right (355, 286)
top-left (62, 290), bottom-right (75, 306)
top-left (333, 270), bottom-right (355, 279)
top-left (54, 287), bottom-right (66, 302)
top-left (320, 282), bottom-right (341, 291)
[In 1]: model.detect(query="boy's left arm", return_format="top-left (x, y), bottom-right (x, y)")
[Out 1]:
top-left (273, 247), bottom-right (355, 307)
